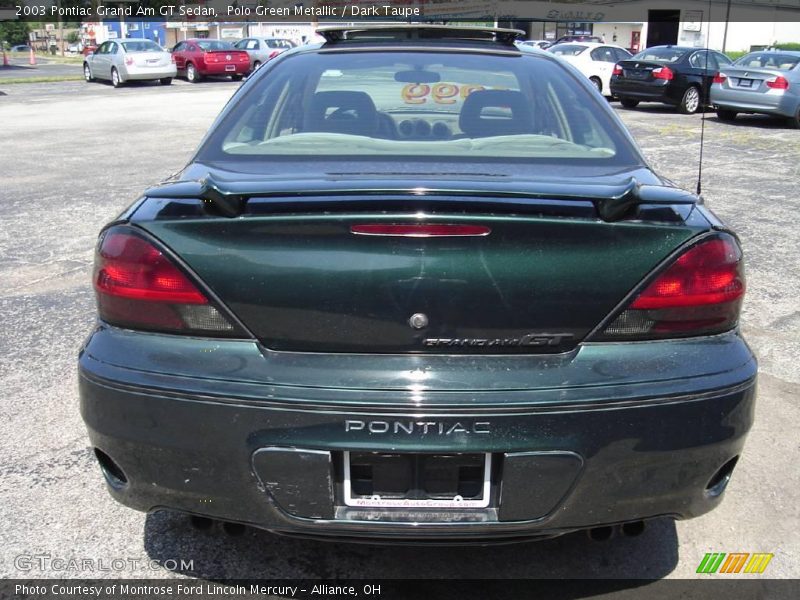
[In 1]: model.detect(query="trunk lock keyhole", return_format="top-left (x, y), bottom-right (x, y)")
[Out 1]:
top-left (409, 313), bottom-right (429, 329)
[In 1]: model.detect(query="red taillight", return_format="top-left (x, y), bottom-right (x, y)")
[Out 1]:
top-left (713, 72), bottom-right (727, 84)
top-left (612, 64), bottom-right (623, 76)
top-left (170, 54), bottom-right (176, 64)
top-left (630, 239), bottom-right (744, 309)
top-left (269, 50), bottom-right (280, 60)
top-left (204, 52), bottom-right (217, 64)
top-left (95, 233), bottom-right (206, 303)
top-left (766, 75), bottom-right (789, 90)
top-left (238, 53), bottom-right (249, 62)
top-left (124, 57), bottom-right (134, 66)
top-left (94, 230), bottom-right (237, 335)
top-left (351, 224), bottom-right (491, 237)
top-left (652, 66), bottom-right (674, 81)
top-left (597, 235), bottom-right (745, 340)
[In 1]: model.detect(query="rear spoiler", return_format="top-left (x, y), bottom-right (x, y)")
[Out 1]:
top-left (316, 25), bottom-right (525, 46)
top-left (145, 175), bottom-right (700, 222)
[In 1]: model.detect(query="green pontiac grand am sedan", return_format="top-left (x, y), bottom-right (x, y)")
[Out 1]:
top-left (79, 25), bottom-right (756, 543)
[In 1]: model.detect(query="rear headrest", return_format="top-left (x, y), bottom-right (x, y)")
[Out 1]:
top-left (305, 91), bottom-right (378, 137)
top-left (459, 90), bottom-right (534, 138)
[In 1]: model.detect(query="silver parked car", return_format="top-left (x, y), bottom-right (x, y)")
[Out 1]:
top-left (232, 37), bottom-right (296, 70)
top-left (710, 50), bottom-right (800, 128)
top-left (83, 39), bottom-right (177, 88)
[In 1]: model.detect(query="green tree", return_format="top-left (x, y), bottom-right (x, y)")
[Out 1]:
top-left (0, 21), bottom-right (31, 47)
top-left (67, 31), bottom-right (80, 44)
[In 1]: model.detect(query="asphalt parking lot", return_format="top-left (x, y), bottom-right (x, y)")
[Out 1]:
top-left (0, 79), bottom-right (798, 584)
top-left (0, 55), bottom-right (83, 80)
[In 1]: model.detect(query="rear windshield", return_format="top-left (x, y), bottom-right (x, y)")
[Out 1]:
top-left (199, 50), bottom-right (639, 164)
top-left (549, 45), bottom-right (587, 56)
top-left (197, 40), bottom-right (232, 51)
top-left (632, 48), bottom-right (688, 63)
top-left (734, 52), bottom-right (800, 71)
top-left (122, 41), bottom-right (162, 53)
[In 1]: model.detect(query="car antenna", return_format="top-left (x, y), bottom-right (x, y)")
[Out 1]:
top-left (697, 0), bottom-right (713, 196)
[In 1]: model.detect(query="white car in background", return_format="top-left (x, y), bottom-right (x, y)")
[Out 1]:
top-left (549, 42), bottom-right (632, 97)
top-left (517, 39), bottom-right (552, 50)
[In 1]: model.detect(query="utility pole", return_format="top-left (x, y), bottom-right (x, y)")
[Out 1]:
top-left (57, 0), bottom-right (64, 56)
top-left (722, 0), bottom-right (732, 53)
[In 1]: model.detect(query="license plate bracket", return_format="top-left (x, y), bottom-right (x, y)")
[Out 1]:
top-left (342, 451), bottom-right (491, 508)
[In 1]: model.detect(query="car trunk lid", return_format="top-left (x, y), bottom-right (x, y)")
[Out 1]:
top-left (204, 49), bottom-right (249, 65)
top-left (617, 60), bottom-right (666, 82)
top-left (128, 51), bottom-right (171, 68)
top-left (135, 172), bottom-right (704, 354)
top-left (718, 66), bottom-right (790, 93)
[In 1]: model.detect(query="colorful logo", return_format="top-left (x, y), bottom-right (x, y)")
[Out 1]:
top-left (697, 552), bottom-right (774, 574)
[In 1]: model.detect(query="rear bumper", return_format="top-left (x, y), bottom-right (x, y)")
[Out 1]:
top-left (200, 63), bottom-right (250, 76)
top-left (122, 64), bottom-right (177, 80)
top-left (610, 79), bottom-right (678, 104)
top-left (710, 87), bottom-right (798, 117)
top-left (79, 327), bottom-right (756, 540)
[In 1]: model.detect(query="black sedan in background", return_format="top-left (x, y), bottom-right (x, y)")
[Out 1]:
top-left (611, 45), bottom-right (732, 114)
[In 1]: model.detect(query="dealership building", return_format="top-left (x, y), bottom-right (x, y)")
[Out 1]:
top-left (72, 0), bottom-right (800, 54)
top-left (514, 1), bottom-right (800, 53)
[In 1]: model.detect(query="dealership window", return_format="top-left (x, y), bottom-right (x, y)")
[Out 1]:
top-left (528, 21), bottom-right (594, 42)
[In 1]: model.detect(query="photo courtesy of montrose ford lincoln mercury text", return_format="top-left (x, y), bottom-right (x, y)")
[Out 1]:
top-left (79, 25), bottom-right (756, 543)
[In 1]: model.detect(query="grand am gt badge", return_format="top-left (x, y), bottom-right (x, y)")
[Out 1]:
top-left (423, 332), bottom-right (573, 347)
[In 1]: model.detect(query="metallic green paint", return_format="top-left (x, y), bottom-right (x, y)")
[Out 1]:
top-left (143, 173), bottom-right (700, 222)
top-left (139, 213), bottom-right (704, 353)
top-left (79, 33), bottom-right (756, 540)
top-left (79, 326), bottom-right (756, 537)
top-left (82, 326), bottom-right (755, 405)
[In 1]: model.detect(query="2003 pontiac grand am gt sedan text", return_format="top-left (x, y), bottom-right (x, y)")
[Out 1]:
top-left (79, 25), bottom-right (756, 543)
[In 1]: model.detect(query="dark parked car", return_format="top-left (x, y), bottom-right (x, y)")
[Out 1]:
top-left (10, 44), bottom-right (31, 52)
top-left (611, 45), bottom-right (733, 113)
top-left (80, 25), bottom-right (755, 543)
top-left (171, 38), bottom-right (250, 82)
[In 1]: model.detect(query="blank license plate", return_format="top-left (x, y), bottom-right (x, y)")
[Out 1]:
top-left (343, 451), bottom-right (491, 508)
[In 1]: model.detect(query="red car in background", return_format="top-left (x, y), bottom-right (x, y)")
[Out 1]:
top-left (171, 39), bottom-right (250, 82)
